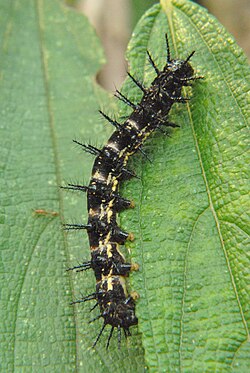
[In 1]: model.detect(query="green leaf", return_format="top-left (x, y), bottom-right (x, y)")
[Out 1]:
top-left (0, 0), bottom-right (143, 372)
top-left (120, 0), bottom-right (250, 371)
top-left (131, 0), bottom-right (158, 28)
top-left (1, 0), bottom-right (249, 372)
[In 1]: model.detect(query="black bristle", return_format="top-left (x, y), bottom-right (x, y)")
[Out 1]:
top-left (63, 223), bottom-right (92, 231)
top-left (127, 71), bottom-right (146, 93)
top-left (147, 50), bottom-right (160, 74)
top-left (66, 261), bottom-right (91, 272)
top-left (92, 323), bottom-right (106, 348)
top-left (73, 140), bottom-right (101, 155)
top-left (60, 183), bottom-right (90, 192)
top-left (99, 110), bottom-right (122, 130)
top-left (120, 167), bottom-right (139, 180)
top-left (138, 146), bottom-right (152, 162)
top-left (70, 292), bottom-right (96, 305)
top-left (165, 33), bottom-right (171, 62)
top-left (115, 89), bottom-right (137, 109)
top-left (184, 50), bottom-right (195, 64)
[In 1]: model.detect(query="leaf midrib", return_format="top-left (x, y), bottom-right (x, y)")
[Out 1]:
top-left (35, 0), bottom-right (79, 370)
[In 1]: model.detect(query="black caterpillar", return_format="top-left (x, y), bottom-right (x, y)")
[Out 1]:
top-left (63, 34), bottom-right (201, 349)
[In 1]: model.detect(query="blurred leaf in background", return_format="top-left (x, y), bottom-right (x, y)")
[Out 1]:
top-left (68, 0), bottom-right (249, 91)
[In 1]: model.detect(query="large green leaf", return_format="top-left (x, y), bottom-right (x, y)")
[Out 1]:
top-left (120, 0), bottom-right (249, 371)
top-left (0, 0), bottom-right (143, 372)
top-left (0, 0), bottom-right (249, 372)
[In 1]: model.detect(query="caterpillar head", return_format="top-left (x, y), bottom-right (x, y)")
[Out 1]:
top-left (165, 50), bottom-right (195, 81)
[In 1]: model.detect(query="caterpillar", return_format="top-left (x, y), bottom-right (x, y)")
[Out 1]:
top-left (63, 34), bottom-right (201, 349)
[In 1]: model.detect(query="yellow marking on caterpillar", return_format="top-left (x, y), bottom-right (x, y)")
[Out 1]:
top-left (107, 277), bottom-right (113, 291)
top-left (107, 141), bottom-right (119, 152)
top-left (127, 119), bottom-right (139, 130)
top-left (104, 276), bottom-right (128, 295)
top-left (108, 199), bottom-right (114, 209)
top-left (106, 243), bottom-right (113, 258)
top-left (107, 208), bottom-right (113, 224)
top-left (118, 147), bottom-right (127, 159)
top-left (99, 204), bottom-right (106, 219)
top-left (114, 242), bottom-right (126, 260)
top-left (92, 170), bottom-right (106, 181)
top-left (89, 207), bottom-right (99, 216)
top-left (106, 172), bottom-right (112, 186)
top-left (112, 178), bottom-right (118, 192)
top-left (118, 276), bottom-right (128, 296)
top-left (103, 231), bottom-right (111, 245)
